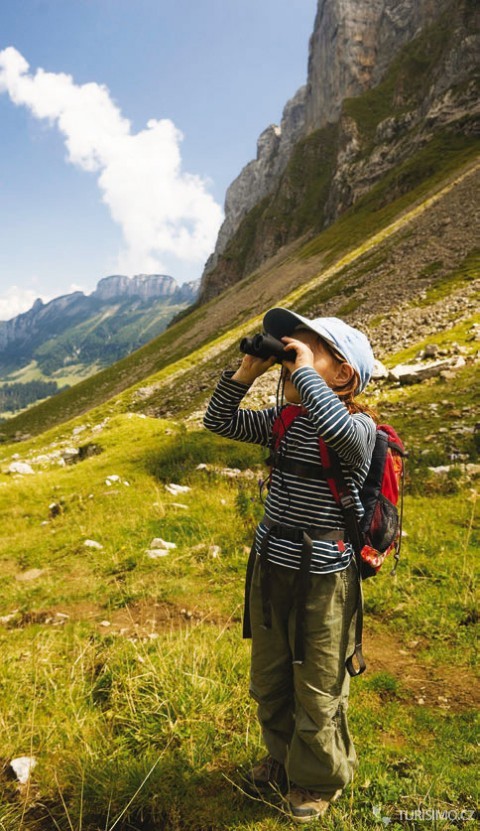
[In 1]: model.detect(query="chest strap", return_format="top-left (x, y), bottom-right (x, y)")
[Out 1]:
top-left (266, 452), bottom-right (326, 480)
top-left (261, 516), bottom-right (344, 542)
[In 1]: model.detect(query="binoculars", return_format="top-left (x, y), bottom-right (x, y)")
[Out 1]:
top-left (239, 333), bottom-right (294, 363)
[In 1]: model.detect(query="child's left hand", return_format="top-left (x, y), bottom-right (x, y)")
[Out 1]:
top-left (281, 336), bottom-right (315, 372)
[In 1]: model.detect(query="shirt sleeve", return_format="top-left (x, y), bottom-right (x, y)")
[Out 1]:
top-left (203, 369), bottom-right (279, 448)
top-left (290, 365), bottom-right (376, 468)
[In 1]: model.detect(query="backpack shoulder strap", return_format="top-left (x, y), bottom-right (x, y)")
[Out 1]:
top-left (271, 404), bottom-right (305, 450)
top-left (319, 438), bottom-right (367, 677)
top-left (319, 440), bottom-right (364, 555)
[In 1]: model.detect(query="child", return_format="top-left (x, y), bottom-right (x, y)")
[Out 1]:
top-left (203, 307), bottom-right (376, 823)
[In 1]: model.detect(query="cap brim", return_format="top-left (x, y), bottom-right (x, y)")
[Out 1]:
top-left (263, 307), bottom-right (343, 357)
top-left (263, 307), bottom-right (314, 338)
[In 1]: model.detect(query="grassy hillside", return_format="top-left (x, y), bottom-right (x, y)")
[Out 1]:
top-left (0, 316), bottom-right (478, 829)
top-left (0, 297), bottom-right (190, 421)
top-left (1, 147), bottom-right (478, 444)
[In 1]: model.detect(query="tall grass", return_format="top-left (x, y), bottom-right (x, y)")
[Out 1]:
top-left (0, 391), bottom-right (478, 828)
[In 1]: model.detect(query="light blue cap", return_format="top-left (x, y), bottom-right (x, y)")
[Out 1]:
top-left (263, 307), bottom-right (374, 394)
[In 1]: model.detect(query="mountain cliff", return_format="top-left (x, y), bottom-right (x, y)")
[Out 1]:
top-left (199, 0), bottom-right (479, 303)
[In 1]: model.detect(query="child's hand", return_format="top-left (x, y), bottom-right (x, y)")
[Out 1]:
top-left (232, 353), bottom-right (276, 385)
top-left (281, 337), bottom-right (315, 372)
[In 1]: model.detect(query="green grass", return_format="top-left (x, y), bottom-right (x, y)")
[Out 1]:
top-left (412, 249), bottom-right (479, 308)
top-left (0, 357), bottom-right (478, 829)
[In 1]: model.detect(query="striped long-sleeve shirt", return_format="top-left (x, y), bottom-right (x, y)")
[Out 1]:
top-left (203, 366), bottom-right (376, 574)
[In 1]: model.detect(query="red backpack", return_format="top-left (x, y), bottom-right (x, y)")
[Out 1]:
top-left (269, 405), bottom-right (406, 579)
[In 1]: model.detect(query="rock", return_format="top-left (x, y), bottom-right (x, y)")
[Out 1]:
top-left (146, 549), bottom-right (170, 559)
top-left (84, 539), bottom-right (103, 550)
top-left (0, 610), bottom-right (19, 624)
top-left (372, 359), bottom-right (389, 380)
top-left (199, 86), bottom-right (307, 295)
top-left (15, 569), bottom-right (44, 582)
top-left (78, 443), bottom-right (103, 460)
top-left (8, 461), bottom-right (34, 475)
top-left (390, 356), bottom-right (466, 384)
top-left (9, 756), bottom-right (37, 784)
top-left (198, 0), bottom-right (467, 302)
top-left (219, 467), bottom-right (241, 478)
top-left (91, 418), bottom-right (110, 434)
top-left (165, 483), bottom-right (191, 495)
top-left (105, 475), bottom-right (121, 485)
top-left (149, 537), bottom-right (176, 550)
top-left (93, 274), bottom-right (177, 303)
top-left (32, 454), bottom-right (52, 465)
top-left (422, 343), bottom-right (440, 358)
top-left (209, 545), bottom-right (221, 559)
top-left (61, 447), bottom-right (80, 464)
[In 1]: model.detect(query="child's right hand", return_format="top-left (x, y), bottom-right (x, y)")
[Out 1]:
top-left (232, 353), bottom-right (276, 385)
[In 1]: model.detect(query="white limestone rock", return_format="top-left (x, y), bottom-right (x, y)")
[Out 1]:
top-left (8, 461), bottom-right (34, 475)
top-left (9, 756), bottom-right (37, 784)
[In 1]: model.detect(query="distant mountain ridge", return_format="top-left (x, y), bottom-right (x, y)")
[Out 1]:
top-left (0, 274), bottom-right (199, 385)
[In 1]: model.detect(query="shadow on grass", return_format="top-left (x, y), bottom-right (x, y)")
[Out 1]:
top-left (144, 428), bottom-right (265, 484)
top-left (17, 760), bottom-right (280, 831)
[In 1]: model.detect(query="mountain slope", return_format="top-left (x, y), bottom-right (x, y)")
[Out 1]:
top-left (0, 151), bottom-right (477, 443)
top-left (0, 274), bottom-right (198, 385)
top-left (0, 221), bottom-right (477, 830)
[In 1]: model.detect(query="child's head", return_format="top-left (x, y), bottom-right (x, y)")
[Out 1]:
top-left (263, 307), bottom-right (374, 407)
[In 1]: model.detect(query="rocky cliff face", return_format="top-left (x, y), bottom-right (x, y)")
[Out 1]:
top-left (203, 86), bottom-right (307, 277)
top-left (304, 0), bottom-right (452, 131)
top-left (199, 0), bottom-right (478, 304)
top-left (93, 274), bottom-right (176, 302)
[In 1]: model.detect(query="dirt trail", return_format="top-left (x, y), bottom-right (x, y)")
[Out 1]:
top-left (4, 599), bottom-right (477, 712)
top-left (364, 626), bottom-right (478, 711)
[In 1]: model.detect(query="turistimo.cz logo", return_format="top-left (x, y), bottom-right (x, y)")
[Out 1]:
top-left (373, 805), bottom-right (476, 824)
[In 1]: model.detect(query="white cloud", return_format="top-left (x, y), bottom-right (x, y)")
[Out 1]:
top-left (0, 46), bottom-right (223, 277)
top-left (0, 286), bottom-right (51, 321)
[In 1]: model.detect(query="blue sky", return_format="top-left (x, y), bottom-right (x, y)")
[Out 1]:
top-left (0, 0), bottom-right (317, 319)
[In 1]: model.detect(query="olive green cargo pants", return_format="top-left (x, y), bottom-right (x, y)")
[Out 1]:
top-left (249, 556), bottom-right (359, 793)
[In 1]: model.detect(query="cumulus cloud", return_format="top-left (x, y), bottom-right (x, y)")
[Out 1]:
top-left (0, 46), bottom-right (223, 276)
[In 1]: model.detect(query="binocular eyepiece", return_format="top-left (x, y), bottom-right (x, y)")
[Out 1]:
top-left (239, 333), bottom-right (293, 362)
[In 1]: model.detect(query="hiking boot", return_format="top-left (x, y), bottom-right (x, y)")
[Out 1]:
top-left (243, 754), bottom-right (288, 796)
top-left (286, 786), bottom-right (342, 823)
